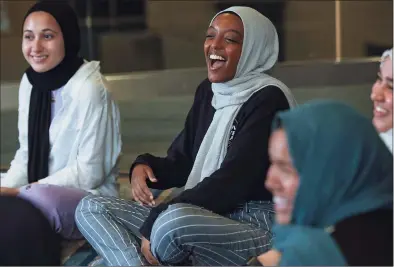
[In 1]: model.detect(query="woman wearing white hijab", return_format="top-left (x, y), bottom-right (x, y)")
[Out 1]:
top-left (371, 48), bottom-right (392, 153)
top-left (76, 6), bottom-right (296, 266)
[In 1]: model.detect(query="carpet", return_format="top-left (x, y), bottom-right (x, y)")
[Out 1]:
top-left (61, 240), bottom-right (97, 266)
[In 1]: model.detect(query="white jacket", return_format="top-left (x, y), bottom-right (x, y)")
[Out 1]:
top-left (1, 61), bottom-right (121, 196)
top-left (380, 128), bottom-right (393, 153)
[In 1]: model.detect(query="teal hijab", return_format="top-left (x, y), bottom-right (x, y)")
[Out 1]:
top-left (272, 100), bottom-right (393, 266)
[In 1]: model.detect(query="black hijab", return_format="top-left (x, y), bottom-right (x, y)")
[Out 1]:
top-left (24, 1), bottom-right (84, 183)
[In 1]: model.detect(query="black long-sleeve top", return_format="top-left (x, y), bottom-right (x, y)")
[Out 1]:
top-left (130, 79), bottom-right (290, 239)
top-left (331, 209), bottom-right (393, 266)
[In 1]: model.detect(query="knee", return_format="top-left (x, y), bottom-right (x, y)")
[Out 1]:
top-left (19, 184), bottom-right (86, 214)
top-left (18, 184), bottom-right (61, 213)
top-left (75, 194), bottom-right (108, 223)
top-left (151, 203), bottom-right (199, 256)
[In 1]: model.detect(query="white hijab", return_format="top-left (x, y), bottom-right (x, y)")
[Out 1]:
top-left (379, 48), bottom-right (393, 153)
top-left (184, 6), bottom-right (297, 190)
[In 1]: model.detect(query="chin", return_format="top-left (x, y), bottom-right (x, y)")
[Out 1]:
top-left (275, 214), bottom-right (291, 225)
top-left (208, 76), bottom-right (223, 83)
top-left (207, 73), bottom-right (231, 83)
top-left (373, 118), bottom-right (392, 133)
top-left (31, 64), bottom-right (51, 73)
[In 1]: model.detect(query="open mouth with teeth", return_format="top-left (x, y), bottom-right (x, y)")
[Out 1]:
top-left (209, 54), bottom-right (227, 70)
top-left (374, 105), bottom-right (390, 117)
top-left (31, 55), bottom-right (49, 63)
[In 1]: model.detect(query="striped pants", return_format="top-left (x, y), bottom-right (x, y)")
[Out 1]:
top-left (75, 195), bottom-right (274, 266)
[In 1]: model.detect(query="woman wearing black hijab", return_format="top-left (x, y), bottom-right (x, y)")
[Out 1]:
top-left (0, 1), bottom-right (121, 240)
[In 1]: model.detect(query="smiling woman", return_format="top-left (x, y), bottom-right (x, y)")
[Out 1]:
top-left (0, 0), bottom-right (121, 254)
top-left (75, 6), bottom-right (297, 267)
top-left (204, 12), bottom-right (243, 83)
top-left (22, 11), bottom-right (65, 73)
top-left (371, 48), bottom-right (392, 152)
top-left (261, 100), bottom-right (393, 266)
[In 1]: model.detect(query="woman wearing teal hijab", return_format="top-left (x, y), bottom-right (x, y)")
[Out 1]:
top-left (260, 100), bottom-right (393, 266)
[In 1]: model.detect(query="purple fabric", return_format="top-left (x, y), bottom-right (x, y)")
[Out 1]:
top-left (17, 184), bottom-right (88, 240)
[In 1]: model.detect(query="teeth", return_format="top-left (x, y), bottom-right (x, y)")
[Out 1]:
top-left (273, 196), bottom-right (288, 207)
top-left (376, 106), bottom-right (387, 113)
top-left (32, 56), bottom-right (47, 59)
top-left (209, 54), bottom-right (225, 61)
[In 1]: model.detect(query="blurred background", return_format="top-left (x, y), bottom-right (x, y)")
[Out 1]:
top-left (1, 0), bottom-right (393, 172)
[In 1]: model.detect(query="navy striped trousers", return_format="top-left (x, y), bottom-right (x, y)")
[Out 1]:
top-left (75, 195), bottom-right (274, 266)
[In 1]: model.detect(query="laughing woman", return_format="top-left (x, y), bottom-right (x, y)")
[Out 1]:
top-left (371, 48), bottom-right (392, 152)
top-left (260, 101), bottom-right (392, 266)
top-left (76, 6), bottom-right (296, 266)
top-left (0, 1), bottom-right (121, 240)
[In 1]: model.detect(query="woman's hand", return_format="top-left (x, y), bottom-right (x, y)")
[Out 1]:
top-left (141, 237), bottom-right (159, 265)
top-left (257, 249), bottom-right (281, 266)
top-left (130, 164), bottom-right (157, 206)
top-left (0, 187), bottom-right (20, 196)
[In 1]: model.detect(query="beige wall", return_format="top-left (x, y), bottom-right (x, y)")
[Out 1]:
top-left (283, 1), bottom-right (393, 61)
top-left (0, 1), bottom-right (392, 81)
top-left (341, 0), bottom-right (393, 58)
top-left (284, 2), bottom-right (336, 61)
top-left (146, 1), bottom-right (216, 69)
top-left (1, 1), bottom-right (33, 82)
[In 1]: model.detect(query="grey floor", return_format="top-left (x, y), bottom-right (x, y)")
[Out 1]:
top-left (0, 83), bottom-right (373, 171)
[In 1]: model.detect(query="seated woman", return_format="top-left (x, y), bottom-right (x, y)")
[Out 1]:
top-left (75, 6), bottom-right (297, 266)
top-left (258, 100), bottom-right (393, 266)
top-left (0, 196), bottom-right (61, 265)
top-left (0, 1), bottom-right (121, 240)
top-left (371, 48), bottom-right (392, 152)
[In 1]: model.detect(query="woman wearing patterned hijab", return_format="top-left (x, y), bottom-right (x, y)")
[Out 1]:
top-left (76, 6), bottom-right (296, 266)
top-left (261, 100), bottom-right (393, 266)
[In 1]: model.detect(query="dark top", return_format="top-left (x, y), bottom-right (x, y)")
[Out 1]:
top-left (332, 209), bottom-right (393, 266)
top-left (130, 79), bottom-right (290, 239)
top-left (0, 196), bottom-right (61, 265)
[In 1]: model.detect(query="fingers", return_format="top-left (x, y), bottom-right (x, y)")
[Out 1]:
top-left (144, 250), bottom-right (158, 265)
top-left (141, 238), bottom-right (159, 265)
top-left (146, 253), bottom-right (159, 265)
top-left (131, 165), bottom-right (157, 206)
top-left (145, 167), bottom-right (157, 183)
top-left (132, 185), bottom-right (151, 206)
top-left (131, 189), bottom-right (143, 205)
top-left (141, 185), bottom-right (155, 206)
top-left (131, 178), bottom-right (154, 206)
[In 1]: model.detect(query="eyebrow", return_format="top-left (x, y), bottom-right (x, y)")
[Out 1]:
top-left (23, 29), bottom-right (57, 33)
top-left (208, 26), bottom-right (243, 37)
top-left (42, 28), bottom-right (57, 33)
top-left (379, 72), bottom-right (393, 82)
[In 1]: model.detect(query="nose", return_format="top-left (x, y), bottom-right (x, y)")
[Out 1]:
top-left (210, 36), bottom-right (224, 51)
top-left (31, 38), bottom-right (43, 53)
top-left (265, 166), bottom-right (281, 193)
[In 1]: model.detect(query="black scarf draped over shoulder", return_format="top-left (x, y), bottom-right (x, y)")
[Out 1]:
top-left (23, 1), bottom-right (84, 183)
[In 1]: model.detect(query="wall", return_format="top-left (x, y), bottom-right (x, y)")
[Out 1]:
top-left (0, 1), bottom-right (32, 82)
top-left (145, 1), bottom-right (216, 69)
top-left (341, 0), bottom-right (393, 58)
top-left (0, 1), bottom-right (392, 82)
top-left (283, 1), bottom-right (336, 61)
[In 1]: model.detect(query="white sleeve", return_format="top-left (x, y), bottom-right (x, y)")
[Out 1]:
top-left (1, 76), bottom-right (30, 188)
top-left (38, 79), bottom-right (121, 190)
